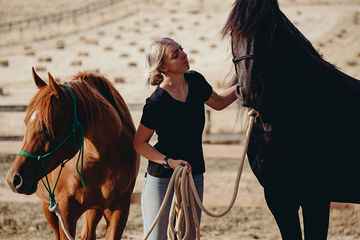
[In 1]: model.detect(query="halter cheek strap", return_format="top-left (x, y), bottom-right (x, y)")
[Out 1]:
top-left (232, 54), bottom-right (254, 64)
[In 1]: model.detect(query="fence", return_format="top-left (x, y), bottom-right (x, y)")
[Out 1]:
top-left (0, 0), bottom-right (141, 47)
top-left (0, 104), bottom-right (243, 144)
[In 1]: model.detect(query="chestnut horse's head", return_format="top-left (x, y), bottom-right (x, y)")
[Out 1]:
top-left (6, 68), bottom-right (83, 195)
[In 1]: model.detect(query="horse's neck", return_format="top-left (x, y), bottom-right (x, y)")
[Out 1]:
top-left (82, 106), bottom-right (124, 157)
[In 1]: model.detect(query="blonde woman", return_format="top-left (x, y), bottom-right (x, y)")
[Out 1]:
top-left (133, 37), bottom-right (238, 239)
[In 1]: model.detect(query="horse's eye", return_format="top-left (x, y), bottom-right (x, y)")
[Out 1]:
top-left (40, 127), bottom-right (51, 140)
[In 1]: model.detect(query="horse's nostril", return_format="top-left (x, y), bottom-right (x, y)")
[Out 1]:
top-left (13, 173), bottom-right (23, 190)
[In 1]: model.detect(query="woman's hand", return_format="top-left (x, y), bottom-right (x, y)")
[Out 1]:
top-left (168, 159), bottom-right (192, 172)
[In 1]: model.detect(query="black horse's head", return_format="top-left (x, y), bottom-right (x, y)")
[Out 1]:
top-left (222, 0), bottom-right (331, 117)
top-left (223, 0), bottom-right (280, 111)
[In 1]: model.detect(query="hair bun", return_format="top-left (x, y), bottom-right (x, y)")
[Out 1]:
top-left (148, 70), bottom-right (164, 86)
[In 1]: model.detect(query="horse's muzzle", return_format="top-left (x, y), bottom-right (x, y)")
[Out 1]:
top-left (5, 171), bottom-right (37, 195)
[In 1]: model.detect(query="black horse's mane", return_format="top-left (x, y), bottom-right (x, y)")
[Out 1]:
top-left (222, 0), bottom-right (329, 64)
top-left (222, 0), bottom-right (279, 42)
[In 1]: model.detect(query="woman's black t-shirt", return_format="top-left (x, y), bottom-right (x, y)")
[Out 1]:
top-left (140, 70), bottom-right (213, 178)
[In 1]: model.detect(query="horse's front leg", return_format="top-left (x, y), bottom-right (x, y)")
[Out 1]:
top-left (104, 196), bottom-right (131, 239)
top-left (80, 208), bottom-right (103, 240)
top-left (57, 199), bottom-right (82, 240)
top-left (42, 201), bottom-right (60, 240)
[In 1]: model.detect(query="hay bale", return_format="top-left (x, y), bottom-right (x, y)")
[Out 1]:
top-left (56, 40), bottom-right (65, 50)
top-left (188, 10), bottom-right (200, 15)
top-left (78, 51), bottom-right (89, 57)
top-left (97, 31), bottom-right (105, 36)
top-left (128, 62), bottom-right (138, 67)
top-left (346, 60), bottom-right (358, 67)
top-left (129, 41), bottom-right (137, 46)
top-left (24, 46), bottom-right (32, 51)
top-left (35, 65), bottom-right (46, 72)
top-left (104, 46), bottom-right (113, 51)
top-left (25, 50), bottom-right (36, 56)
top-left (177, 25), bottom-right (184, 31)
top-left (209, 43), bottom-right (217, 49)
top-left (79, 36), bottom-right (99, 45)
top-left (193, 21), bottom-right (200, 26)
top-left (171, 17), bottom-right (178, 23)
top-left (114, 77), bottom-right (126, 84)
top-left (336, 33), bottom-right (343, 39)
top-left (115, 34), bottom-right (122, 40)
top-left (38, 56), bottom-right (52, 63)
top-left (0, 87), bottom-right (4, 96)
top-left (70, 60), bottom-right (82, 66)
top-left (190, 49), bottom-right (199, 54)
top-left (118, 25), bottom-right (124, 30)
top-left (138, 47), bottom-right (145, 53)
top-left (199, 36), bottom-right (207, 41)
top-left (0, 60), bottom-right (9, 67)
top-left (119, 53), bottom-right (129, 58)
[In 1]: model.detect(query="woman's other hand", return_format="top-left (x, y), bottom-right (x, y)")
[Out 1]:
top-left (168, 159), bottom-right (192, 172)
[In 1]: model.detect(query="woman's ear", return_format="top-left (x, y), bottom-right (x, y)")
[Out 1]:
top-left (158, 63), bottom-right (167, 73)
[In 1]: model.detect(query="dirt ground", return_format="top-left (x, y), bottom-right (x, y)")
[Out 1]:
top-left (1, 0), bottom-right (360, 239)
top-left (1, 146), bottom-right (360, 240)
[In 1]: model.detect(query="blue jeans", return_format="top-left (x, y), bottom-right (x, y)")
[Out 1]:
top-left (141, 173), bottom-right (204, 240)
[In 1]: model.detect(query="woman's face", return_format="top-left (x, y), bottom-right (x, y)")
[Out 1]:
top-left (161, 40), bottom-right (189, 75)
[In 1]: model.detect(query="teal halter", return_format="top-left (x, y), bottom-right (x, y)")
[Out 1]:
top-left (18, 84), bottom-right (86, 210)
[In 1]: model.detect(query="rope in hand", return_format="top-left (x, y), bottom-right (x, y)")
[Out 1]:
top-left (144, 108), bottom-right (258, 240)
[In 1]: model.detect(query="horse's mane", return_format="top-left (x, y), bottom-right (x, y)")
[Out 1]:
top-left (222, 0), bottom-right (280, 43)
top-left (71, 72), bottom-right (135, 134)
top-left (222, 0), bottom-right (334, 69)
top-left (25, 72), bottom-right (135, 137)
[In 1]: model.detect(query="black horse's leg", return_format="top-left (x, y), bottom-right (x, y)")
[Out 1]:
top-left (302, 199), bottom-right (330, 240)
top-left (264, 189), bottom-right (302, 240)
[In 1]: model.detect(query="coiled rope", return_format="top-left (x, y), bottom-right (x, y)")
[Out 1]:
top-left (144, 108), bottom-right (258, 240)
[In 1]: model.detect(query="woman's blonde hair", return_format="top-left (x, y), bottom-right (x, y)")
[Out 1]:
top-left (145, 37), bottom-right (174, 86)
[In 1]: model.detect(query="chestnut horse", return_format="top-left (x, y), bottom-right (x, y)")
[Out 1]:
top-left (6, 68), bottom-right (139, 239)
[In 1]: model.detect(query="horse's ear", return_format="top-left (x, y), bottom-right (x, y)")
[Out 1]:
top-left (32, 67), bottom-right (47, 89)
top-left (48, 72), bottom-right (62, 96)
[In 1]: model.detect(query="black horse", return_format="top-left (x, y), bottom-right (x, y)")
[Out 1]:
top-left (223, 0), bottom-right (360, 239)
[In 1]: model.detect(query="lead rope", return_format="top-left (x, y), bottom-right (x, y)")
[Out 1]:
top-left (144, 108), bottom-right (258, 240)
